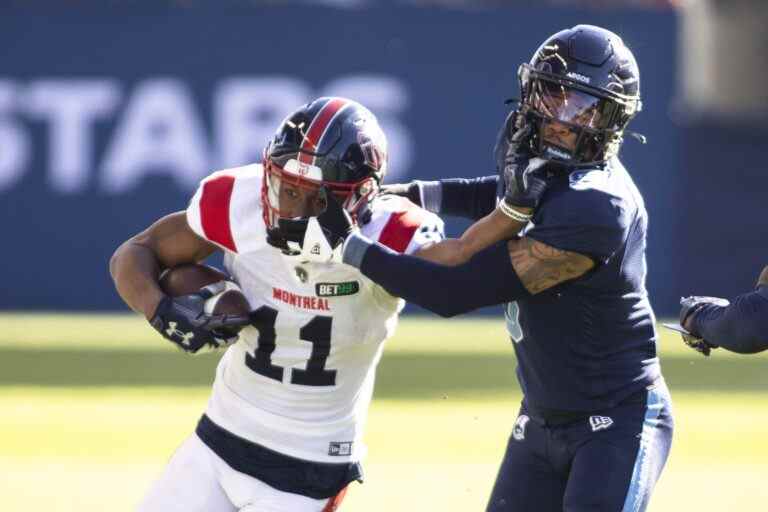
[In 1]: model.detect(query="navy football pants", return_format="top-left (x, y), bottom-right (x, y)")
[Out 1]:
top-left (486, 381), bottom-right (673, 512)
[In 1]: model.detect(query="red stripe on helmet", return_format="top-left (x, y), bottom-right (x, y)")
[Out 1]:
top-left (378, 207), bottom-right (425, 253)
top-left (298, 98), bottom-right (348, 165)
top-left (200, 175), bottom-right (238, 253)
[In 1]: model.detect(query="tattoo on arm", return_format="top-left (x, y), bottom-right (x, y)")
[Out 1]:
top-left (508, 238), bottom-right (595, 294)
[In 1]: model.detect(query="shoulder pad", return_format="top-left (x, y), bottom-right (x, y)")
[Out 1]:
top-left (186, 164), bottom-right (265, 253)
top-left (362, 195), bottom-right (444, 254)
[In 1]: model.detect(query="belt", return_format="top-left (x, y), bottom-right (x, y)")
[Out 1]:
top-left (524, 386), bottom-right (649, 427)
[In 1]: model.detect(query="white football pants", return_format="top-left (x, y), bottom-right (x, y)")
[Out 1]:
top-left (137, 433), bottom-right (346, 512)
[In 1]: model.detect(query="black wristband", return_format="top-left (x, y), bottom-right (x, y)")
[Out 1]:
top-left (439, 176), bottom-right (500, 220)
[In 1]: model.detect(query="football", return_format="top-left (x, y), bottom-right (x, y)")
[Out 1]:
top-left (158, 263), bottom-right (250, 317)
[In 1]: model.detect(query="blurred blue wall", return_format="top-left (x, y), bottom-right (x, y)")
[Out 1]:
top-left (679, 120), bottom-right (768, 302)
top-left (0, 7), bottom-right (682, 314)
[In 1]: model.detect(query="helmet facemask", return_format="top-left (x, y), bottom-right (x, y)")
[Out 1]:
top-left (261, 153), bottom-right (378, 250)
top-left (518, 63), bottom-right (640, 167)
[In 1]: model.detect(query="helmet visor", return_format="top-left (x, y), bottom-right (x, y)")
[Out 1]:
top-left (530, 79), bottom-right (617, 130)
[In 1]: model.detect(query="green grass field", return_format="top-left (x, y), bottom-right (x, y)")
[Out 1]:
top-left (1, 313), bottom-right (766, 511)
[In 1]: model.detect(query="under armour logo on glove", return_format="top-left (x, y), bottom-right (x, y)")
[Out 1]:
top-left (150, 288), bottom-right (251, 354)
top-left (164, 321), bottom-right (195, 347)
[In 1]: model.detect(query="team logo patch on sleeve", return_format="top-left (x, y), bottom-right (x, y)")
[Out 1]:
top-left (316, 281), bottom-right (360, 297)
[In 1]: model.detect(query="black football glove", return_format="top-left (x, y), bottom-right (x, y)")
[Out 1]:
top-left (494, 111), bottom-right (516, 172)
top-left (677, 295), bottom-right (728, 356)
top-left (679, 328), bottom-right (714, 357)
top-left (494, 110), bottom-right (531, 175)
top-left (277, 187), bottom-right (356, 263)
top-left (502, 155), bottom-right (550, 211)
top-left (494, 110), bottom-right (550, 214)
top-left (316, 186), bottom-right (356, 247)
top-left (266, 226), bottom-right (294, 254)
top-left (150, 284), bottom-right (251, 353)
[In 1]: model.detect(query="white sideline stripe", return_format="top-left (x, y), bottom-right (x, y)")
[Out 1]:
top-left (621, 387), bottom-right (664, 512)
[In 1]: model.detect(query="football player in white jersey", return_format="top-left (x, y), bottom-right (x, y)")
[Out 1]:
top-left (110, 97), bottom-right (445, 512)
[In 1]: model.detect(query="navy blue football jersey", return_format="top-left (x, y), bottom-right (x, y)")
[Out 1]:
top-left (506, 158), bottom-right (661, 415)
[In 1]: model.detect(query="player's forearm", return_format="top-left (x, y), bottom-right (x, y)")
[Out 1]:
top-left (458, 207), bottom-right (527, 256)
top-left (438, 176), bottom-right (500, 219)
top-left (690, 287), bottom-right (768, 354)
top-left (344, 234), bottom-right (530, 317)
top-left (109, 240), bottom-right (165, 319)
top-left (412, 238), bottom-right (474, 266)
top-left (414, 210), bottom-right (525, 266)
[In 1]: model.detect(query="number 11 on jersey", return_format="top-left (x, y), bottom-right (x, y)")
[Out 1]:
top-left (245, 305), bottom-right (337, 387)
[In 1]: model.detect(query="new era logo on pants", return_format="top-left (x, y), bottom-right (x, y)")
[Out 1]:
top-left (589, 415), bottom-right (613, 432)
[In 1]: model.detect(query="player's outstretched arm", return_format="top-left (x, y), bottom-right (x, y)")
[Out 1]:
top-left (284, 186), bottom-right (591, 316)
top-left (506, 237), bottom-right (595, 294)
top-left (400, 156), bottom-right (551, 266)
top-left (346, 234), bottom-right (594, 317)
top-left (109, 212), bottom-right (217, 319)
top-left (112, 212), bottom-right (251, 354)
top-left (681, 266), bottom-right (768, 354)
top-left (381, 176), bottom-right (500, 220)
top-left (413, 208), bottom-right (529, 265)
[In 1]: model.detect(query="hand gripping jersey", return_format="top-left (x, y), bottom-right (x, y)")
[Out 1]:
top-left (186, 164), bottom-right (444, 464)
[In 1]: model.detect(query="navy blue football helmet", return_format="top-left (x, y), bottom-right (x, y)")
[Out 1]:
top-left (512, 25), bottom-right (643, 167)
top-left (262, 97), bottom-right (388, 232)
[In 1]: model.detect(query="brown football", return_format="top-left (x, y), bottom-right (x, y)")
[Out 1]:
top-left (158, 263), bottom-right (250, 317)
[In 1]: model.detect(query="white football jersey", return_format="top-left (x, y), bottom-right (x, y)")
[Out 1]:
top-left (186, 164), bottom-right (444, 463)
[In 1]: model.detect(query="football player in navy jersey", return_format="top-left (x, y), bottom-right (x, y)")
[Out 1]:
top-left (673, 264), bottom-right (768, 355)
top-left (285, 25), bottom-right (674, 512)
